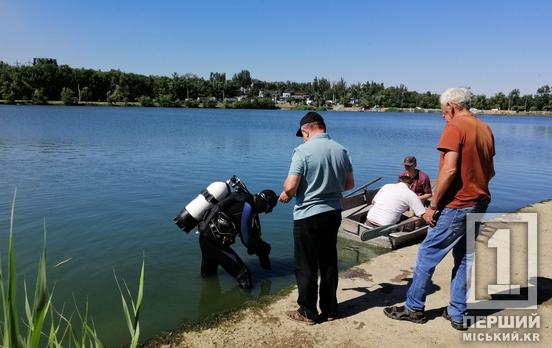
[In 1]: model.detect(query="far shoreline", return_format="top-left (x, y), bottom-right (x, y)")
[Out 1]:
top-left (1, 100), bottom-right (552, 117)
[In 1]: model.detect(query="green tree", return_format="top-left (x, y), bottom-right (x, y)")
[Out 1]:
top-left (1, 81), bottom-right (16, 103)
top-left (79, 86), bottom-right (92, 101)
top-left (508, 89), bottom-right (520, 110)
top-left (489, 92), bottom-right (507, 110)
top-left (107, 84), bottom-right (125, 103)
top-left (209, 72), bottom-right (226, 99)
top-left (472, 95), bottom-right (488, 110)
top-left (232, 70), bottom-right (252, 91)
top-left (138, 95), bottom-right (154, 107)
top-left (156, 94), bottom-right (179, 107)
top-left (536, 85), bottom-right (551, 110)
top-left (32, 88), bottom-right (47, 104)
top-left (60, 87), bottom-right (77, 105)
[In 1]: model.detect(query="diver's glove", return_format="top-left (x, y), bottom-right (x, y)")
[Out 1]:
top-left (237, 270), bottom-right (252, 290)
top-left (259, 254), bottom-right (271, 270)
top-left (258, 243), bottom-right (272, 270)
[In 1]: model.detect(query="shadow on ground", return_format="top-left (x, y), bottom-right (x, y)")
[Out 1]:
top-left (339, 278), bottom-right (440, 319)
top-left (338, 276), bottom-right (552, 321)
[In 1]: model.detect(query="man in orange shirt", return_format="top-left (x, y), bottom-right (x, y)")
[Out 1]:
top-left (384, 87), bottom-right (495, 330)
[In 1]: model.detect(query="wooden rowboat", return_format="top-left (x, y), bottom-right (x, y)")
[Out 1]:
top-left (339, 178), bottom-right (429, 249)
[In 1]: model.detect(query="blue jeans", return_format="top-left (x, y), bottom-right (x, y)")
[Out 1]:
top-left (405, 199), bottom-right (488, 322)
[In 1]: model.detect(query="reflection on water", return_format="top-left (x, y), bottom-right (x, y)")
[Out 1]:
top-left (338, 238), bottom-right (386, 266)
top-left (1, 106), bottom-right (552, 346)
top-left (197, 276), bottom-right (272, 320)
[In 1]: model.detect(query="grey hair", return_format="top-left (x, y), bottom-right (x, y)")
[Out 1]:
top-left (439, 87), bottom-right (472, 108)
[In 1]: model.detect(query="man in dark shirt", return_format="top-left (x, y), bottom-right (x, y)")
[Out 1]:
top-left (400, 155), bottom-right (432, 203)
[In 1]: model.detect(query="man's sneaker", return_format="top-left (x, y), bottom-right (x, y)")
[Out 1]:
top-left (383, 305), bottom-right (428, 324)
top-left (442, 308), bottom-right (468, 331)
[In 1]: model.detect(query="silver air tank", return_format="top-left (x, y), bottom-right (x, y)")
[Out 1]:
top-left (173, 181), bottom-right (230, 233)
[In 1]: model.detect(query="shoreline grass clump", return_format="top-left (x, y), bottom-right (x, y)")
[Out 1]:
top-left (0, 191), bottom-right (144, 347)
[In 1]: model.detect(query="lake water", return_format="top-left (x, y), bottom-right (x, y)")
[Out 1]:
top-left (1, 105), bottom-right (552, 346)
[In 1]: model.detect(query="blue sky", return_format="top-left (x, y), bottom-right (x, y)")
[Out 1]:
top-left (1, 0), bottom-right (551, 95)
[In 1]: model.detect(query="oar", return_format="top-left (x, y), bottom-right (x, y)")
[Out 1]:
top-left (344, 177), bottom-right (383, 198)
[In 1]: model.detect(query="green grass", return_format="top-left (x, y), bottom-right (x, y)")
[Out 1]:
top-left (0, 191), bottom-right (145, 347)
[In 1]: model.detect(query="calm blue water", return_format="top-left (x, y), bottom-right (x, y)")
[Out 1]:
top-left (1, 105), bottom-right (552, 346)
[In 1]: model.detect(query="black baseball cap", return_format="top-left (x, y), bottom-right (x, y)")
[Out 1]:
top-left (296, 111), bottom-right (326, 137)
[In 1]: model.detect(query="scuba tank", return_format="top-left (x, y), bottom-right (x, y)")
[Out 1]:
top-left (173, 176), bottom-right (250, 233)
top-left (173, 181), bottom-right (230, 233)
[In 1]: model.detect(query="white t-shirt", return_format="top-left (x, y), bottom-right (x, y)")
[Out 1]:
top-left (366, 182), bottom-right (426, 226)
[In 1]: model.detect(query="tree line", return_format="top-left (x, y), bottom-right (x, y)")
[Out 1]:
top-left (1, 58), bottom-right (551, 111)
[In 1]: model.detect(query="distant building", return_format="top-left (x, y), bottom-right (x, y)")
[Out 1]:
top-left (259, 89), bottom-right (281, 100)
top-left (33, 58), bottom-right (57, 66)
top-left (291, 94), bottom-right (307, 102)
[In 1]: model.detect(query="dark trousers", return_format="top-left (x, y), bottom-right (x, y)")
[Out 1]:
top-left (293, 209), bottom-right (341, 319)
top-left (199, 235), bottom-right (249, 282)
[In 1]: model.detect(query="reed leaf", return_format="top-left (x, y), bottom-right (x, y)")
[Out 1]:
top-left (25, 221), bottom-right (51, 348)
top-left (48, 305), bottom-right (71, 348)
top-left (114, 260), bottom-right (144, 348)
top-left (0, 243), bottom-right (9, 346)
top-left (4, 189), bottom-right (24, 348)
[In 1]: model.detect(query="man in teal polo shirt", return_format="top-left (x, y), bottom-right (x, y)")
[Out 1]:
top-left (279, 111), bottom-right (355, 324)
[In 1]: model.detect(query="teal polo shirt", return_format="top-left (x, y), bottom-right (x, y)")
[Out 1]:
top-left (288, 133), bottom-right (353, 220)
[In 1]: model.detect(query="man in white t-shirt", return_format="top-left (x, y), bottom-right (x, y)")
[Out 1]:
top-left (366, 175), bottom-right (426, 226)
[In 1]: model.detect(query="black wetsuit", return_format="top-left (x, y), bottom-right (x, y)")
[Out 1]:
top-left (197, 191), bottom-right (271, 288)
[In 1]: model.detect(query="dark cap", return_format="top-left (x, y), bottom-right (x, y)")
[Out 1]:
top-left (296, 111), bottom-right (326, 137)
top-left (403, 155), bottom-right (417, 166)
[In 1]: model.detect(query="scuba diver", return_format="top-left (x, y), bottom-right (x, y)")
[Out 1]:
top-left (197, 188), bottom-right (277, 289)
top-left (173, 176), bottom-right (277, 290)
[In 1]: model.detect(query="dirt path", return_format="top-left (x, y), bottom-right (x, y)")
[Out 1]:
top-left (153, 200), bottom-right (552, 348)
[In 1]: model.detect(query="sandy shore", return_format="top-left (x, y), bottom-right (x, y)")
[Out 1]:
top-left (150, 200), bottom-right (552, 347)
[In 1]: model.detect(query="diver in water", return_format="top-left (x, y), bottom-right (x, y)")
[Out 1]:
top-left (197, 189), bottom-right (278, 289)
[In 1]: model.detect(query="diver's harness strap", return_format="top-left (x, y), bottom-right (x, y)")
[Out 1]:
top-left (200, 189), bottom-right (219, 205)
top-left (198, 177), bottom-right (254, 246)
top-left (207, 210), bottom-right (237, 246)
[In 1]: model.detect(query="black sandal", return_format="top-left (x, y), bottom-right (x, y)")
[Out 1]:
top-left (383, 305), bottom-right (428, 324)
